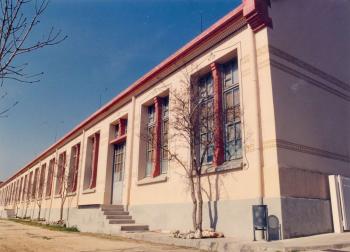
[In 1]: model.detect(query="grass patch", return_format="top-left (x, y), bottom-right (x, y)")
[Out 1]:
top-left (8, 218), bottom-right (79, 233)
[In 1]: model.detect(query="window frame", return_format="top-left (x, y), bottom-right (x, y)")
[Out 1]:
top-left (146, 104), bottom-right (155, 177)
top-left (198, 73), bottom-right (215, 165)
top-left (222, 59), bottom-right (242, 161)
top-left (161, 96), bottom-right (169, 174)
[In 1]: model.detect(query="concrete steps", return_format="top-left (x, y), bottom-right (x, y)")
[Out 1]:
top-left (109, 219), bottom-right (135, 224)
top-left (101, 205), bottom-right (149, 232)
top-left (106, 215), bottom-right (132, 220)
top-left (103, 210), bottom-right (129, 215)
top-left (120, 224), bottom-right (149, 232)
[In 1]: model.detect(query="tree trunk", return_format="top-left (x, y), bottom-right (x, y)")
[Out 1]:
top-left (24, 203), bottom-right (28, 218)
top-left (196, 173), bottom-right (203, 237)
top-left (37, 205), bottom-right (41, 220)
top-left (189, 175), bottom-right (197, 230)
top-left (60, 201), bottom-right (64, 221)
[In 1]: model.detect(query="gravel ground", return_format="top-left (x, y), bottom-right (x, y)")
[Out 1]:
top-left (0, 219), bottom-right (201, 252)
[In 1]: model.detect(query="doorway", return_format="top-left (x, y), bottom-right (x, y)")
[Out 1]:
top-left (111, 142), bottom-right (126, 204)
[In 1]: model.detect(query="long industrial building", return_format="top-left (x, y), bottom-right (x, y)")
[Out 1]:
top-left (1, 0), bottom-right (349, 240)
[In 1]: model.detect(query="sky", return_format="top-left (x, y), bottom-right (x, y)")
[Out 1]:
top-left (0, 0), bottom-right (240, 181)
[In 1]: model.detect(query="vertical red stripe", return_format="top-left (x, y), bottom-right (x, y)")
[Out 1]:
top-left (152, 97), bottom-right (162, 177)
top-left (211, 63), bottom-right (225, 167)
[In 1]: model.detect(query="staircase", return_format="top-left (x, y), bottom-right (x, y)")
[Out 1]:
top-left (101, 205), bottom-right (149, 232)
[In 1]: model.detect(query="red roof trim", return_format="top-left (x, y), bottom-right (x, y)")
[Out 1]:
top-left (1, 3), bottom-right (247, 189)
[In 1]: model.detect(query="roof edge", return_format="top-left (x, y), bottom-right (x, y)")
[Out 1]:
top-left (1, 0), bottom-right (272, 189)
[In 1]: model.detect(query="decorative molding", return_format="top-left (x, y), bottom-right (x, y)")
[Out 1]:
top-left (270, 59), bottom-right (350, 102)
top-left (243, 0), bottom-right (272, 32)
top-left (263, 139), bottom-right (350, 163)
top-left (269, 46), bottom-right (350, 93)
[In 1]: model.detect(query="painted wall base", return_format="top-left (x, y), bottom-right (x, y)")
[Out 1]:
top-left (129, 197), bottom-right (283, 240)
top-left (281, 197), bottom-right (333, 239)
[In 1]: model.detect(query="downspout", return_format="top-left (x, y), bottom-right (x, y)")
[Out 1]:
top-left (249, 27), bottom-right (265, 205)
top-left (126, 96), bottom-right (136, 211)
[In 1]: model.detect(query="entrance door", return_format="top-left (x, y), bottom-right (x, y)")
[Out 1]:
top-left (112, 142), bottom-right (126, 204)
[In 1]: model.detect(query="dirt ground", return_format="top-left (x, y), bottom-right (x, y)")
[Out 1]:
top-left (0, 219), bottom-right (200, 252)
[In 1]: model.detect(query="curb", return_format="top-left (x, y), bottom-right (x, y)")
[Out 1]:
top-left (116, 232), bottom-right (350, 252)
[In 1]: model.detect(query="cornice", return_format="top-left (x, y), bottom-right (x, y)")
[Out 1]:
top-left (243, 0), bottom-right (272, 32)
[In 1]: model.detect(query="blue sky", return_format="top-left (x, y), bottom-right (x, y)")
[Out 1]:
top-left (0, 0), bottom-right (240, 181)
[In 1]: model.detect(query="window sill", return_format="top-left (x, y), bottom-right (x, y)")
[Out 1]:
top-left (82, 188), bottom-right (96, 194)
top-left (45, 196), bottom-right (51, 200)
top-left (54, 194), bottom-right (61, 199)
top-left (67, 192), bottom-right (77, 197)
top-left (110, 134), bottom-right (127, 145)
top-left (202, 159), bottom-right (244, 175)
top-left (137, 174), bottom-right (168, 186)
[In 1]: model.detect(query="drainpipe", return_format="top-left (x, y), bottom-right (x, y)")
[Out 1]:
top-left (249, 28), bottom-right (265, 204)
top-left (125, 96), bottom-right (136, 211)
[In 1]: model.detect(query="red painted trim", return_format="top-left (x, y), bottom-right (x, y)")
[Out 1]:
top-left (28, 172), bottom-right (33, 201)
top-left (58, 152), bottom-right (66, 195)
top-left (0, 2), bottom-right (247, 189)
top-left (46, 158), bottom-right (55, 197)
top-left (110, 134), bottom-right (127, 145)
top-left (211, 63), bottom-right (225, 167)
top-left (119, 119), bottom-right (127, 136)
top-left (243, 0), bottom-right (272, 32)
top-left (152, 97), bottom-right (162, 177)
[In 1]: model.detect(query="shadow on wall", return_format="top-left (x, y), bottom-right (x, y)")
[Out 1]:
top-left (203, 173), bottom-right (220, 230)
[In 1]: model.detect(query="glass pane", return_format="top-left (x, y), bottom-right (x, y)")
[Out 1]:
top-left (235, 139), bottom-right (242, 158)
top-left (235, 123), bottom-right (241, 140)
top-left (115, 124), bottom-right (119, 138)
top-left (225, 92), bottom-right (234, 122)
top-left (207, 78), bottom-right (213, 96)
top-left (224, 66), bottom-right (233, 88)
top-left (148, 105), bottom-right (155, 123)
top-left (233, 88), bottom-right (240, 106)
top-left (225, 142), bottom-right (235, 160)
top-left (146, 162), bottom-right (152, 177)
top-left (207, 145), bottom-right (214, 163)
top-left (161, 160), bottom-right (168, 174)
top-left (226, 124), bottom-right (235, 141)
top-left (232, 60), bottom-right (238, 85)
top-left (163, 97), bottom-right (169, 118)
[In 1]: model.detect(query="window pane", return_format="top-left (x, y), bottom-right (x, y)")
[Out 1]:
top-left (224, 65), bottom-right (233, 88)
top-left (207, 78), bottom-right (213, 96)
top-left (225, 91), bottom-right (234, 122)
top-left (148, 105), bottom-right (155, 123)
top-left (235, 123), bottom-right (241, 140)
top-left (232, 60), bottom-right (238, 85)
top-left (225, 142), bottom-right (235, 160)
top-left (223, 59), bottom-right (241, 161)
top-left (207, 145), bottom-right (214, 163)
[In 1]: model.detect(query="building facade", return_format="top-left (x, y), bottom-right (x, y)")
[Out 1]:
top-left (1, 0), bottom-right (349, 240)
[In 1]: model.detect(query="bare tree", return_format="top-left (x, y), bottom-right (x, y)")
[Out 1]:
top-left (23, 177), bottom-right (32, 218)
top-left (0, 0), bottom-right (67, 116)
top-left (35, 165), bottom-right (46, 220)
top-left (140, 71), bottom-right (218, 238)
top-left (54, 152), bottom-right (78, 223)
